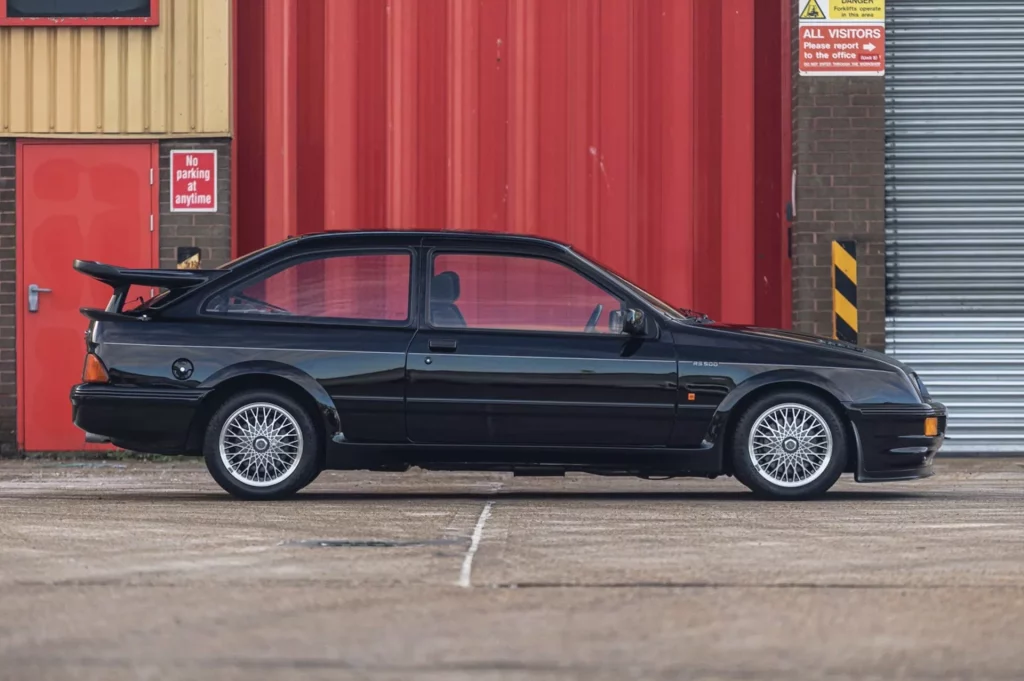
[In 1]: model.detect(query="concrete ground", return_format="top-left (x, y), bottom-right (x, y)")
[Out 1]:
top-left (1, 458), bottom-right (1023, 681)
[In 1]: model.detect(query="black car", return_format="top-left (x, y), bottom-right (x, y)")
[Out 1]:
top-left (70, 231), bottom-right (946, 500)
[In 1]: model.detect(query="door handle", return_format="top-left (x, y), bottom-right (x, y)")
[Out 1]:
top-left (28, 284), bottom-right (52, 313)
top-left (428, 338), bottom-right (458, 352)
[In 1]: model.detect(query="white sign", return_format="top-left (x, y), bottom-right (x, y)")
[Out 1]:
top-left (798, 0), bottom-right (885, 77)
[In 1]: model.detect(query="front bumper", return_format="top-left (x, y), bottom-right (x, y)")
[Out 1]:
top-left (848, 402), bottom-right (947, 483)
top-left (71, 384), bottom-right (207, 454)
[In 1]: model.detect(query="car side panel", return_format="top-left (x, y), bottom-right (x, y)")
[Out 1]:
top-left (91, 320), bottom-right (412, 444)
top-left (406, 330), bottom-right (679, 449)
top-left (668, 323), bottom-right (925, 448)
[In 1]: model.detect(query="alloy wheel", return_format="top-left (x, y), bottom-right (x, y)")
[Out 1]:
top-left (218, 402), bottom-right (304, 487)
top-left (747, 402), bottom-right (833, 488)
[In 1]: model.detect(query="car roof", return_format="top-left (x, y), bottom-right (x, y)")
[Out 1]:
top-left (290, 230), bottom-right (574, 250)
top-left (214, 230), bottom-right (579, 275)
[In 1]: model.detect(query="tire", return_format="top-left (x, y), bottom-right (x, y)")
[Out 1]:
top-left (203, 390), bottom-right (322, 500)
top-left (731, 390), bottom-right (848, 500)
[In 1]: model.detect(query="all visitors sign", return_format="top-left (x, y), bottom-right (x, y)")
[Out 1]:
top-left (798, 0), bottom-right (885, 76)
top-left (170, 150), bottom-right (218, 212)
top-left (799, 24), bottom-right (884, 76)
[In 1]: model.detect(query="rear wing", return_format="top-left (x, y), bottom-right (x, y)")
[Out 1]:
top-left (73, 259), bottom-right (225, 320)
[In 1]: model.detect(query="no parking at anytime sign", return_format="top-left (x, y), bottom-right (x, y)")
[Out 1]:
top-left (798, 0), bottom-right (885, 76)
top-left (170, 150), bottom-right (218, 212)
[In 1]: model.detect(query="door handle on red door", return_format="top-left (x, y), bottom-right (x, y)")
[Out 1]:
top-left (428, 339), bottom-right (458, 352)
top-left (27, 284), bottom-right (52, 313)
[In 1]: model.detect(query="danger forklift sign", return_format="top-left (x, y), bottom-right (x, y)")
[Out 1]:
top-left (800, 0), bottom-right (827, 20)
top-left (798, 0), bottom-right (885, 76)
top-left (799, 0), bottom-right (885, 22)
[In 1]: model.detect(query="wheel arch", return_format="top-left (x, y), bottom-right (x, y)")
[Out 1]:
top-left (186, 362), bottom-right (342, 461)
top-left (708, 372), bottom-right (857, 474)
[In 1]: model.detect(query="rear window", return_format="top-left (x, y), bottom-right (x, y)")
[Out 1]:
top-left (124, 244), bottom-right (283, 313)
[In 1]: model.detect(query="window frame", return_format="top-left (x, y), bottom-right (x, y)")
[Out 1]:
top-left (198, 247), bottom-right (418, 329)
top-left (423, 247), bottom-right (658, 339)
top-left (0, 0), bottom-right (159, 26)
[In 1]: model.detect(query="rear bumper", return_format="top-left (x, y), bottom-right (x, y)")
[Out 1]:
top-left (848, 402), bottom-right (947, 483)
top-left (70, 384), bottom-right (207, 454)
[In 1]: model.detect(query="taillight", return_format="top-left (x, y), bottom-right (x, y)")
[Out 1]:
top-left (83, 353), bottom-right (109, 384)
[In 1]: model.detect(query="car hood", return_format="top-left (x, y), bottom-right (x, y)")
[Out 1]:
top-left (696, 322), bottom-right (913, 373)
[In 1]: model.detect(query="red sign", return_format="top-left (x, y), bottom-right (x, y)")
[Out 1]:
top-left (799, 23), bottom-right (884, 76)
top-left (170, 150), bottom-right (217, 212)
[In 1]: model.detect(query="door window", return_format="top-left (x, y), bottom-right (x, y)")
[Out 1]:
top-left (430, 253), bottom-right (625, 334)
top-left (206, 252), bottom-right (411, 322)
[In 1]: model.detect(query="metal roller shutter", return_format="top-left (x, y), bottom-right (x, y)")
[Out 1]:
top-left (886, 1), bottom-right (1024, 453)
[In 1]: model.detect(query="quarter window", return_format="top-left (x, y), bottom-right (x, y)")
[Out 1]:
top-left (430, 253), bottom-right (625, 334)
top-left (206, 252), bottom-right (411, 322)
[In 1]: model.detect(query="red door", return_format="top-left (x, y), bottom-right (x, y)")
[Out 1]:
top-left (19, 143), bottom-right (156, 451)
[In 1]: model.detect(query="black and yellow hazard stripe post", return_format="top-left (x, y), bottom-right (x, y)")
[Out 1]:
top-left (831, 240), bottom-right (858, 344)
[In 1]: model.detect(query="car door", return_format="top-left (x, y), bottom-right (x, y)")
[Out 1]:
top-left (405, 245), bottom-right (678, 449)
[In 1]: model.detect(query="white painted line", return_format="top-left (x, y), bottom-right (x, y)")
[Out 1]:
top-left (458, 500), bottom-right (494, 588)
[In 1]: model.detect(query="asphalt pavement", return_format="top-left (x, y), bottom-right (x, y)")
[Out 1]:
top-left (1, 457), bottom-right (1023, 681)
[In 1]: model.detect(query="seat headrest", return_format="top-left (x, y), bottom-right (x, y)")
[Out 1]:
top-left (431, 271), bottom-right (461, 303)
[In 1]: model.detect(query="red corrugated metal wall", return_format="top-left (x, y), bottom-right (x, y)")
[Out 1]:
top-left (236, 0), bottom-right (791, 327)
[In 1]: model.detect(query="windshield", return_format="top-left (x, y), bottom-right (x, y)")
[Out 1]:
top-left (567, 249), bottom-right (692, 321)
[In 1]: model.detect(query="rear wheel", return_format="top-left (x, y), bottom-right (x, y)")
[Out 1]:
top-left (731, 391), bottom-right (848, 500)
top-left (203, 390), bottom-right (322, 500)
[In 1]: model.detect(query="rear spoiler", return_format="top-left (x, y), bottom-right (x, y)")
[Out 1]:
top-left (73, 259), bottom-right (225, 319)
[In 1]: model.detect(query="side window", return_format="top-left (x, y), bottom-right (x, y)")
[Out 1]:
top-left (206, 252), bottom-right (411, 322)
top-left (430, 253), bottom-right (625, 334)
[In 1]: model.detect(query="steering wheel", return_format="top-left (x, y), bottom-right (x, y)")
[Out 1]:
top-left (584, 304), bottom-right (604, 333)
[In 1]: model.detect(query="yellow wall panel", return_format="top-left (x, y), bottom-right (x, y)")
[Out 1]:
top-left (200, 0), bottom-right (230, 133)
top-left (170, 0), bottom-right (192, 134)
top-left (5, 29), bottom-right (30, 132)
top-left (77, 30), bottom-right (99, 133)
top-left (53, 30), bottom-right (76, 132)
top-left (30, 30), bottom-right (50, 132)
top-left (0, 0), bottom-right (231, 137)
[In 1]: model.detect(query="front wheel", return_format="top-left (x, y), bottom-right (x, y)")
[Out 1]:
top-left (203, 390), bottom-right (322, 500)
top-left (731, 391), bottom-right (848, 500)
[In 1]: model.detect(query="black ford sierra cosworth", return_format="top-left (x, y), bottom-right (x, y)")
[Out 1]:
top-left (70, 231), bottom-right (946, 500)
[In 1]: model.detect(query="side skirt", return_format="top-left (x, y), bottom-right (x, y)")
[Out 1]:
top-left (324, 442), bottom-right (724, 478)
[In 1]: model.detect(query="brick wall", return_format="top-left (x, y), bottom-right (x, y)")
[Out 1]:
top-left (791, 30), bottom-right (887, 349)
top-left (158, 139), bottom-right (232, 269)
top-left (0, 141), bottom-right (14, 453)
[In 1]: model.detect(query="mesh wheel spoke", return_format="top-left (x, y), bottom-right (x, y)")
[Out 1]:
top-left (747, 402), bottom-right (834, 488)
top-left (219, 402), bottom-right (304, 488)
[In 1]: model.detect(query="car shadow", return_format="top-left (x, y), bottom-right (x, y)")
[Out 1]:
top-left (293, 489), bottom-right (934, 503)
top-left (2, 489), bottom-right (941, 503)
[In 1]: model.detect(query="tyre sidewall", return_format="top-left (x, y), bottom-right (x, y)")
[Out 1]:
top-left (203, 390), bottom-right (321, 500)
top-left (732, 391), bottom-right (848, 500)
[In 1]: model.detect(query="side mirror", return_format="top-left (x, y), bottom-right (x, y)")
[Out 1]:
top-left (612, 308), bottom-right (645, 335)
